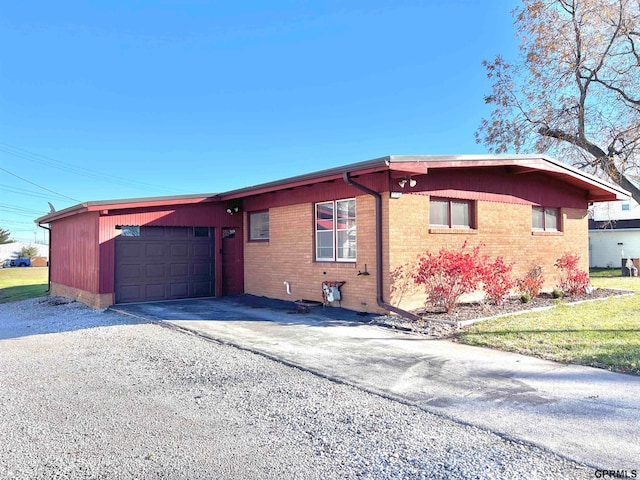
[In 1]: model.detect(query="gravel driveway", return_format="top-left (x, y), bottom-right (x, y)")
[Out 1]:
top-left (0, 297), bottom-right (592, 479)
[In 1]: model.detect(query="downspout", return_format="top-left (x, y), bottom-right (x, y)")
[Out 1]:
top-left (343, 172), bottom-right (421, 322)
top-left (37, 223), bottom-right (52, 293)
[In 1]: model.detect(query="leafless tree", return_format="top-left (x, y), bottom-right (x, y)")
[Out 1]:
top-left (477, 0), bottom-right (640, 202)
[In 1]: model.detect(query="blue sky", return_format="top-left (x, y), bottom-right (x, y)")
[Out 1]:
top-left (0, 0), bottom-right (518, 243)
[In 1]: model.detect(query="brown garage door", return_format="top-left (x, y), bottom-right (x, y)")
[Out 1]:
top-left (115, 226), bottom-right (215, 304)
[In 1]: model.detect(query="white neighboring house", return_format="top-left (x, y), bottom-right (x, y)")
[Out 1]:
top-left (589, 198), bottom-right (640, 270)
top-left (0, 242), bottom-right (49, 265)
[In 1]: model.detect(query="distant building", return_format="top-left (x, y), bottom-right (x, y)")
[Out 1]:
top-left (589, 199), bottom-right (640, 269)
top-left (0, 242), bottom-right (49, 264)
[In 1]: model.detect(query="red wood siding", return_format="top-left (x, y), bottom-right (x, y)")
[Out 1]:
top-left (413, 168), bottom-right (587, 208)
top-left (243, 172), bottom-right (388, 211)
top-left (50, 211), bottom-right (100, 293)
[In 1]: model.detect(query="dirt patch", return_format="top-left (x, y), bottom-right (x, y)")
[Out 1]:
top-left (371, 288), bottom-right (633, 338)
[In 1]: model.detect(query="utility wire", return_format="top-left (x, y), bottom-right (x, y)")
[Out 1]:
top-left (0, 166), bottom-right (81, 203)
top-left (0, 183), bottom-right (73, 201)
top-left (0, 203), bottom-right (47, 215)
top-left (0, 219), bottom-right (39, 225)
top-left (0, 142), bottom-right (180, 195)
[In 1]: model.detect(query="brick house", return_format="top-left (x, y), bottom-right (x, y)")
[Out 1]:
top-left (36, 155), bottom-right (628, 315)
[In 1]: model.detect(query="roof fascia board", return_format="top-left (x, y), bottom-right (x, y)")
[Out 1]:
top-left (36, 193), bottom-right (220, 224)
top-left (386, 155), bottom-right (629, 201)
top-left (36, 154), bottom-right (630, 224)
top-left (218, 159), bottom-right (391, 200)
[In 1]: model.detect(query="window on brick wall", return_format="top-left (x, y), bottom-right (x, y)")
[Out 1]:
top-left (249, 211), bottom-right (270, 241)
top-left (429, 198), bottom-right (474, 228)
top-left (532, 206), bottom-right (560, 231)
top-left (315, 198), bottom-right (356, 261)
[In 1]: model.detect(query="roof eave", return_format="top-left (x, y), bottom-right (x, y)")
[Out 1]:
top-left (36, 192), bottom-right (221, 224)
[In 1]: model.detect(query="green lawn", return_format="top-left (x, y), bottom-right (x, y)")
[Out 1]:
top-left (589, 267), bottom-right (640, 290)
top-left (455, 272), bottom-right (640, 376)
top-left (0, 267), bottom-right (49, 304)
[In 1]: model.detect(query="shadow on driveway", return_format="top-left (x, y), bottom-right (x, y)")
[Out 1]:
top-left (109, 294), bottom-right (373, 327)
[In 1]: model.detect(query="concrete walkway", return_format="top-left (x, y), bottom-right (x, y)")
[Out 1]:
top-left (112, 296), bottom-right (640, 469)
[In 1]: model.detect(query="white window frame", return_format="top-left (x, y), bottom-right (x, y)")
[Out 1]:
top-left (429, 198), bottom-right (473, 229)
top-left (532, 206), bottom-right (560, 232)
top-left (249, 211), bottom-right (270, 241)
top-left (315, 198), bottom-right (356, 262)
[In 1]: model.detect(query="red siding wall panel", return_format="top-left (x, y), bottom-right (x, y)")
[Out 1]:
top-left (243, 172), bottom-right (388, 212)
top-left (51, 211), bottom-right (100, 293)
top-left (415, 169), bottom-right (587, 208)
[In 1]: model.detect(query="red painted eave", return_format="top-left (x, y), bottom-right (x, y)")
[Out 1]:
top-left (35, 154), bottom-right (629, 225)
top-left (386, 155), bottom-right (629, 202)
top-left (36, 193), bottom-right (220, 224)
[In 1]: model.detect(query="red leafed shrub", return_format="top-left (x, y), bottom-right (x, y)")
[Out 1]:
top-left (516, 265), bottom-right (545, 299)
top-left (555, 253), bottom-right (589, 297)
top-left (413, 243), bottom-right (487, 313)
top-left (482, 256), bottom-right (516, 306)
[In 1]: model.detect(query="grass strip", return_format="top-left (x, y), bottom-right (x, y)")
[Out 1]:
top-left (0, 268), bottom-right (49, 304)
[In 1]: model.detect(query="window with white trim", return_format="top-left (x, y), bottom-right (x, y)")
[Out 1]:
top-left (249, 211), bottom-right (270, 241)
top-left (429, 198), bottom-right (474, 228)
top-left (315, 198), bottom-right (356, 261)
top-left (532, 206), bottom-right (560, 231)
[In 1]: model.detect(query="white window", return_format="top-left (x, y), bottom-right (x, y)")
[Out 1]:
top-left (249, 211), bottom-right (269, 241)
top-left (315, 198), bottom-right (356, 262)
top-left (430, 198), bottom-right (473, 228)
top-left (532, 207), bottom-right (560, 231)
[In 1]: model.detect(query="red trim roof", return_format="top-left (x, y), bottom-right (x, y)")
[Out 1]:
top-left (36, 154), bottom-right (629, 224)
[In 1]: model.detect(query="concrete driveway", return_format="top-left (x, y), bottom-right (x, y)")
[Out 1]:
top-left (112, 296), bottom-right (640, 470)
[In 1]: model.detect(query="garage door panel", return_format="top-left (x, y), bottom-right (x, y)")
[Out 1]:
top-left (118, 285), bottom-right (142, 303)
top-left (145, 284), bottom-right (167, 300)
top-left (146, 243), bottom-right (166, 257)
top-left (170, 282), bottom-right (189, 297)
top-left (115, 226), bottom-right (215, 304)
top-left (192, 243), bottom-right (210, 257)
top-left (118, 264), bottom-right (142, 281)
top-left (169, 227), bottom-right (189, 238)
top-left (145, 264), bottom-right (165, 279)
top-left (144, 228), bottom-right (165, 238)
top-left (118, 244), bottom-right (143, 258)
top-left (191, 281), bottom-right (212, 296)
top-left (192, 263), bottom-right (211, 276)
top-left (170, 263), bottom-right (189, 276)
top-left (170, 243), bottom-right (188, 256)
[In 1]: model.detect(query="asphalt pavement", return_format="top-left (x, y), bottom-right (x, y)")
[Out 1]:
top-left (112, 295), bottom-right (640, 470)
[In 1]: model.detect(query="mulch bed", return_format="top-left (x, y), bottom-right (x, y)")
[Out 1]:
top-left (370, 288), bottom-right (633, 338)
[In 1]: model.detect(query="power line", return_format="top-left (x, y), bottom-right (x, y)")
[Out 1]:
top-left (0, 219), bottom-right (38, 225)
top-left (0, 166), bottom-right (81, 202)
top-left (0, 142), bottom-right (181, 195)
top-left (0, 204), bottom-right (46, 215)
top-left (0, 183), bottom-right (73, 201)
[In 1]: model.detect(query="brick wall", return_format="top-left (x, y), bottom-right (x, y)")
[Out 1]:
top-left (51, 282), bottom-right (113, 309)
top-left (244, 195), bottom-right (380, 312)
top-left (244, 189), bottom-right (589, 315)
top-left (386, 193), bottom-right (589, 311)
